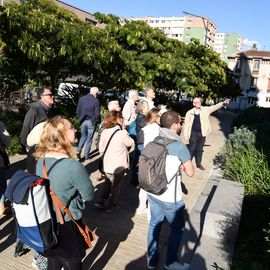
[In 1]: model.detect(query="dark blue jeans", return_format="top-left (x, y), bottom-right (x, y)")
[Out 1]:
top-left (188, 130), bottom-right (206, 166)
top-left (147, 195), bottom-right (185, 266)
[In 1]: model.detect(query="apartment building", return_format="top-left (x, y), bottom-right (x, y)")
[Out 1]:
top-left (214, 33), bottom-right (243, 61)
top-left (228, 44), bottom-right (270, 108)
top-left (2, 0), bottom-right (98, 25)
top-left (128, 15), bottom-right (216, 49)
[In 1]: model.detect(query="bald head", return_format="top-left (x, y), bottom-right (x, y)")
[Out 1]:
top-left (193, 97), bottom-right (202, 109)
top-left (90, 87), bottom-right (99, 97)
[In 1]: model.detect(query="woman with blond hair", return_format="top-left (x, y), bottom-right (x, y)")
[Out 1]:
top-left (95, 111), bottom-right (134, 213)
top-left (35, 115), bottom-right (94, 270)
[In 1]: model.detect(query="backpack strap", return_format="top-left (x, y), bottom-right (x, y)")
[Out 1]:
top-left (100, 128), bottom-right (120, 160)
top-left (42, 158), bottom-right (66, 224)
top-left (154, 136), bottom-right (181, 203)
top-left (42, 159), bottom-right (95, 247)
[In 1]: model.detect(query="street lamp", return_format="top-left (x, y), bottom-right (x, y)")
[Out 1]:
top-left (182, 11), bottom-right (209, 46)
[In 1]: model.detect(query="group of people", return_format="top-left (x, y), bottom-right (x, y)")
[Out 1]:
top-left (0, 85), bottom-right (230, 270)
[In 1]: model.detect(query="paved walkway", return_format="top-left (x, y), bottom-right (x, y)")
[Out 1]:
top-left (0, 110), bottom-right (235, 270)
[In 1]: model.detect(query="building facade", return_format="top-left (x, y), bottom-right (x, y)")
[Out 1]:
top-left (2, 0), bottom-right (98, 25)
top-left (214, 33), bottom-right (243, 61)
top-left (128, 15), bottom-right (216, 49)
top-left (228, 45), bottom-right (270, 109)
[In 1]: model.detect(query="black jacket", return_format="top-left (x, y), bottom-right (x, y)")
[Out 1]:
top-left (20, 100), bottom-right (51, 147)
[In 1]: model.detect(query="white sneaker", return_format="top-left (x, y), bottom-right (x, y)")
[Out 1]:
top-left (31, 258), bottom-right (38, 269)
top-left (164, 261), bottom-right (189, 270)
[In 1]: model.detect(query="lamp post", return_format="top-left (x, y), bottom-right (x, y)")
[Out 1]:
top-left (182, 11), bottom-right (209, 46)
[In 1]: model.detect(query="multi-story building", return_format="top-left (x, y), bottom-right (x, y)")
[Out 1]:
top-left (128, 15), bottom-right (216, 49)
top-left (2, 0), bottom-right (98, 25)
top-left (214, 33), bottom-right (243, 61)
top-left (228, 44), bottom-right (270, 109)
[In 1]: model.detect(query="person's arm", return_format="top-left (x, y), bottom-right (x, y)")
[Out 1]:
top-left (122, 101), bottom-right (132, 124)
top-left (180, 160), bottom-right (194, 177)
top-left (177, 143), bottom-right (194, 176)
top-left (122, 130), bottom-right (135, 147)
top-left (209, 99), bottom-right (230, 113)
top-left (72, 162), bottom-right (94, 202)
top-left (98, 130), bottom-right (106, 154)
top-left (94, 99), bottom-right (100, 123)
top-left (20, 109), bottom-right (36, 147)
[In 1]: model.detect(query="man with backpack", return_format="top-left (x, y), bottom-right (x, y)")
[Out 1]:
top-left (139, 111), bottom-right (194, 270)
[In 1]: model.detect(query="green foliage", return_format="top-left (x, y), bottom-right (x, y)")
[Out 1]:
top-left (215, 111), bottom-right (270, 269)
top-left (232, 107), bottom-right (270, 160)
top-left (0, 2), bottom-right (239, 99)
top-left (214, 126), bottom-right (256, 168)
top-left (6, 136), bottom-right (22, 155)
top-left (231, 196), bottom-right (270, 270)
top-left (0, 110), bottom-right (24, 155)
top-left (224, 145), bottom-right (270, 196)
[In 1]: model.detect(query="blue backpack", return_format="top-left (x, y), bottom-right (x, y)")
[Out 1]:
top-left (128, 120), bottom-right (137, 137)
top-left (5, 160), bottom-right (64, 253)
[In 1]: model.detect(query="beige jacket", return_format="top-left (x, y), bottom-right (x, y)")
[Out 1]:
top-left (99, 126), bottom-right (134, 174)
top-left (122, 99), bottom-right (136, 126)
top-left (0, 121), bottom-right (11, 168)
top-left (183, 102), bottom-right (224, 139)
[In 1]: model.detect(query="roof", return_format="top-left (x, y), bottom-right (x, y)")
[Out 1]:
top-left (239, 50), bottom-right (270, 58)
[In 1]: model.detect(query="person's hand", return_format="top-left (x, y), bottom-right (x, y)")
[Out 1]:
top-left (183, 135), bottom-right (189, 142)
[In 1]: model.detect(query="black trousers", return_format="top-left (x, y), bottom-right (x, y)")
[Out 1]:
top-left (188, 131), bottom-right (206, 166)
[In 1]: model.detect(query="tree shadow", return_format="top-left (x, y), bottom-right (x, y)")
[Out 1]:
top-left (0, 214), bottom-right (16, 252)
top-left (6, 156), bottom-right (26, 179)
top-left (212, 110), bottom-right (236, 139)
top-left (82, 170), bottom-right (139, 270)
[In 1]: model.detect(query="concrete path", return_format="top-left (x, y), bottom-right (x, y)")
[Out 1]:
top-left (0, 110), bottom-right (235, 270)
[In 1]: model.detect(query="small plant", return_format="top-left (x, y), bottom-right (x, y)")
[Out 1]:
top-left (224, 145), bottom-right (270, 196)
top-left (214, 126), bottom-right (256, 168)
top-left (6, 136), bottom-right (22, 156)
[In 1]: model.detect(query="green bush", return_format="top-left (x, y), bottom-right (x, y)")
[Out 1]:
top-left (0, 109), bottom-right (24, 155)
top-left (215, 124), bottom-right (270, 269)
top-left (232, 107), bottom-right (270, 161)
top-left (214, 126), bottom-right (256, 169)
top-left (6, 136), bottom-right (22, 156)
top-left (224, 145), bottom-right (270, 196)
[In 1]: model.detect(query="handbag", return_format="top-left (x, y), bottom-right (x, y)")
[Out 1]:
top-left (99, 128), bottom-right (120, 174)
top-left (42, 160), bottom-right (95, 249)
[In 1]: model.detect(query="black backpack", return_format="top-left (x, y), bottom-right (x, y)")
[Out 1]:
top-left (138, 136), bottom-right (176, 195)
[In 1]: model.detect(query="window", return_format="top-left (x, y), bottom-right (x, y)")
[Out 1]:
top-left (267, 79), bottom-right (270, 91)
top-left (250, 77), bottom-right (258, 87)
top-left (161, 20), bottom-right (165, 23)
top-left (253, 60), bottom-right (260, 71)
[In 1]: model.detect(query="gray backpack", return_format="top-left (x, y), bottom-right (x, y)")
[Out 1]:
top-left (138, 136), bottom-right (176, 195)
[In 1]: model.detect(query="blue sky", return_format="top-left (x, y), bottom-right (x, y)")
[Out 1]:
top-left (63, 0), bottom-right (270, 51)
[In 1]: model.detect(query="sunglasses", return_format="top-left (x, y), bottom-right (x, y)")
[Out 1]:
top-left (41, 94), bottom-right (53, 97)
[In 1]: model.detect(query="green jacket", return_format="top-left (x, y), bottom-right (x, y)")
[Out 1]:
top-left (36, 157), bottom-right (94, 222)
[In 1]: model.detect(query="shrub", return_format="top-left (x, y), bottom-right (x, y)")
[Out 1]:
top-left (214, 126), bottom-right (256, 169)
top-left (224, 145), bottom-right (270, 196)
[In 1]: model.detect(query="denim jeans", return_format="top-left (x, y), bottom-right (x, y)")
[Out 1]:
top-left (147, 195), bottom-right (185, 266)
top-left (77, 120), bottom-right (95, 159)
top-left (0, 167), bottom-right (6, 204)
